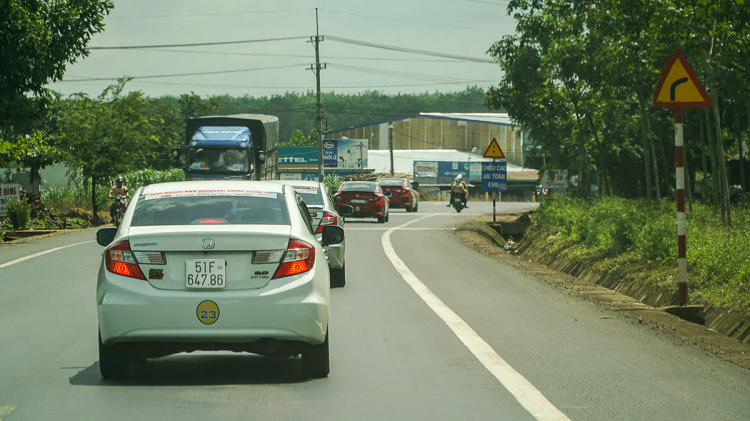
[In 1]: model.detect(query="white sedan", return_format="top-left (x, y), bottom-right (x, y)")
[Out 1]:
top-left (95, 180), bottom-right (343, 379)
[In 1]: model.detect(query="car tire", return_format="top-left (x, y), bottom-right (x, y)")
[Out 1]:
top-left (99, 332), bottom-right (130, 379)
top-left (330, 264), bottom-right (346, 288)
top-left (414, 203), bottom-right (418, 212)
top-left (302, 331), bottom-right (329, 379)
top-left (377, 215), bottom-right (385, 223)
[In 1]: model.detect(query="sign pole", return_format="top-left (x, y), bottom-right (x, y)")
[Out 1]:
top-left (652, 48), bottom-right (714, 307)
top-left (675, 108), bottom-right (687, 306)
top-left (493, 157), bottom-right (496, 222)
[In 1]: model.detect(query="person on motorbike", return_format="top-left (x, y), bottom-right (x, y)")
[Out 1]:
top-left (447, 174), bottom-right (468, 208)
top-left (109, 176), bottom-right (130, 223)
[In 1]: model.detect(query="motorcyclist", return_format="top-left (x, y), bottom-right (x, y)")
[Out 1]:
top-left (109, 176), bottom-right (130, 223)
top-left (447, 174), bottom-right (468, 208)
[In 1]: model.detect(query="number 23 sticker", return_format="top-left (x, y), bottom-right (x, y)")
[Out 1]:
top-left (196, 300), bottom-right (220, 325)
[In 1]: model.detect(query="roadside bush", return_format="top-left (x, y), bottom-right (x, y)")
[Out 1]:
top-left (6, 198), bottom-right (31, 229)
top-left (530, 196), bottom-right (750, 310)
top-left (324, 174), bottom-right (342, 193)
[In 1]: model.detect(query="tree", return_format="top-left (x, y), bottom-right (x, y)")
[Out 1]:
top-left (0, 0), bottom-right (113, 134)
top-left (13, 132), bottom-right (63, 197)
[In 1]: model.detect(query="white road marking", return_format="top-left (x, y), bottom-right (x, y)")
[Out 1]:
top-left (0, 240), bottom-right (95, 269)
top-left (382, 216), bottom-right (570, 421)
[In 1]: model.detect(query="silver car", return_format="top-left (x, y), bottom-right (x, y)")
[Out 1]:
top-left (274, 180), bottom-right (352, 288)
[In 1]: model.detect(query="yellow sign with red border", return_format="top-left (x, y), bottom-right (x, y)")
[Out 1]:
top-left (483, 138), bottom-right (506, 159)
top-left (652, 49), bottom-right (713, 109)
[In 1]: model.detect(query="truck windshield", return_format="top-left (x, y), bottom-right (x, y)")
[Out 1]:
top-left (187, 147), bottom-right (250, 173)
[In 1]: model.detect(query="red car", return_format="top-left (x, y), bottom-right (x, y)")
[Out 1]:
top-left (334, 181), bottom-right (390, 223)
top-left (377, 178), bottom-right (419, 212)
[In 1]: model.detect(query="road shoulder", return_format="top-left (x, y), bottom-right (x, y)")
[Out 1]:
top-left (456, 214), bottom-right (750, 372)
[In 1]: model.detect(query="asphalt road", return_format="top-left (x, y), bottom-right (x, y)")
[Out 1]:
top-left (1, 201), bottom-right (749, 420)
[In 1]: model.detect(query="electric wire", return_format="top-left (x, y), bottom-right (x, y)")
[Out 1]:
top-left (326, 36), bottom-right (497, 64)
top-left (318, 9), bottom-right (512, 34)
top-left (57, 64), bottom-right (307, 82)
top-left (88, 36), bottom-right (309, 50)
top-left (107, 8), bottom-right (314, 19)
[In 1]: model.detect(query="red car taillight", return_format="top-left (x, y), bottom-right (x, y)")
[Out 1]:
top-left (105, 240), bottom-right (146, 280)
top-left (315, 211), bottom-right (338, 234)
top-left (272, 239), bottom-right (315, 279)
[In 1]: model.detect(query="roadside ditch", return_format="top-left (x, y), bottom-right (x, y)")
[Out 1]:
top-left (456, 212), bottom-right (750, 371)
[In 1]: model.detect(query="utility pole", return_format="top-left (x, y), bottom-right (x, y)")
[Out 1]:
top-left (389, 123), bottom-right (394, 175)
top-left (310, 8), bottom-right (326, 182)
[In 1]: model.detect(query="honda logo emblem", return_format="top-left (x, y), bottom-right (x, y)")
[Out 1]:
top-left (202, 238), bottom-right (215, 249)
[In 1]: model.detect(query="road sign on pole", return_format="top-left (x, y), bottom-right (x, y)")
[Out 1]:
top-left (483, 138), bottom-right (506, 159)
top-left (652, 48), bottom-right (713, 306)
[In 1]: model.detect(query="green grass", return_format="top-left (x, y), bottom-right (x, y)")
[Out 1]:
top-left (530, 195), bottom-right (750, 310)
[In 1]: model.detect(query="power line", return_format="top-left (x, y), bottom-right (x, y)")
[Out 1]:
top-left (328, 63), bottom-right (478, 84)
top-left (137, 48), bottom-right (476, 63)
top-left (108, 8), bottom-right (314, 19)
top-left (462, 0), bottom-right (511, 5)
top-left (88, 36), bottom-right (309, 50)
top-left (117, 78), bottom-right (495, 90)
top-left (326, 36), bottom-right (496, 64)
top-left (318, 9), bottom-right (513, 34)
top-left (58, 64), bottom-right (307, 82)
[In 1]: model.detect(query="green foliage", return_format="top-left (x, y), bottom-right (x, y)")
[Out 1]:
top-left (0, 0), bottom-right (113, 132)
top-left (5, 198), bottom-right (31, 229)
top-left (282, 129), bottom-right (317, 147)
top-left (531, 197), bottom-right (750, 310)
top-left (324, 174), bottom-right (343, 193)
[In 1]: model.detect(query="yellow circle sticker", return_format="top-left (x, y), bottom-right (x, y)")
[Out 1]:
top-left (196, 300), bottom-right (220, 325)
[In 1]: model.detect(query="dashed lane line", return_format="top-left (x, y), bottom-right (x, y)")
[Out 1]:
top-left (0, 240), bottom-right (95, 269)
top-left (381, 215), bottom-right (570, 421)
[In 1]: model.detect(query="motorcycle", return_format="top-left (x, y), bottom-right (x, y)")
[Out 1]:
top-left (451, 191), bottom-right (465, 213)
top-left (112, 195), bottom-right (126, 227)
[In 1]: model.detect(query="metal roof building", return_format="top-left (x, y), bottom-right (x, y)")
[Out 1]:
top-left (324, 112), bottom-right (525, 167)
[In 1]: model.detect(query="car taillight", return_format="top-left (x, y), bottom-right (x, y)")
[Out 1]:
top-left (370, 193), bottom-right (382, 202)
top-left (272, 239), bottom-right (315, 279)
top-left (105, 240), bottom-right (146, 280)
top-left (315, 212), bottom-right (338, 234)
top-left (185, 176), bottom-right (193, 181)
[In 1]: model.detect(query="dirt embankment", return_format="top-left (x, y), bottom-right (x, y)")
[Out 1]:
top-left (457, 213), bottom-right (750, 371)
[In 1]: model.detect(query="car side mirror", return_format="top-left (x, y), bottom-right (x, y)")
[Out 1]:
top-left (96, 227), bottom-right (118, 246)
top-left (333, 196), bottom-right (340, 203)
top-left (321, 225), bottom-right (345, 246)
top-left (339, 205), bottom-right (354, 217)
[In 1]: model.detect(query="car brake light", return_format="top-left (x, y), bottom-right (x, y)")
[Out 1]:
top-left (315, 212), bottom-right (338, 234)
top-left (185, 177), bottom-right (193, 181)
top-left (272, 239), bottom-right (315, 279)
top-left (197, 219), bottom-right (227, 224)
top-left (105, 240), bottom-right (146, 280)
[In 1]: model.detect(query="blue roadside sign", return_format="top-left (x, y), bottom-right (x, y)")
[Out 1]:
top-left (481, 161), bottom-right (507, 192)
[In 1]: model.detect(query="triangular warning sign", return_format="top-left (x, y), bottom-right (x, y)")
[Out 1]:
top-left (483, 138), bottom-right (506, 159)
top-left (652, 48), bottom-right (713, 108)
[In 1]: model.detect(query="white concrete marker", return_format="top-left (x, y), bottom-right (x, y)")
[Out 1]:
top-left (382, 216), bottom-right (570, 421)
top-left (0, 240), bottom-right (95, 269)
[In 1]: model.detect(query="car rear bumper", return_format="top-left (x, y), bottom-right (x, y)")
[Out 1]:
top-left (97, 264), bottom-right (329, 346)
top-left (341, 202), bottom-right (385, 217)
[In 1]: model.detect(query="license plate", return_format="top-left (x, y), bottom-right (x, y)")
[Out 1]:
top-left (186, 259), bottom-right (226, 289)
top-left (350, 199), bottom-right (367, 204)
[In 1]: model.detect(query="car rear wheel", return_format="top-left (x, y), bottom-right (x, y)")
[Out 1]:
top-left (413, 202), bottom-right (418, 212)
top-left (330, 264), bottom-right (346, 288)
top-left (377, 215), bottom-right (385, 223)
top-left (302, 331), bottom-right (329, 378)
top-left (385, 213), bottom-right (389, 222)
top-left (99, 332), bottom-right (130, 379)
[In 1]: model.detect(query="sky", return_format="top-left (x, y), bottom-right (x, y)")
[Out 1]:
top-left (47, 0), bottom-right (518, 99)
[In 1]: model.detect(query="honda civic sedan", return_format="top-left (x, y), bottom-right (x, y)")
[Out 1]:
top-left (377, 177), bottom-right (419, 212)
top-left (95, 180), bottom-right (343, 379)
top-left (334, 181), bottom-right (389, 223)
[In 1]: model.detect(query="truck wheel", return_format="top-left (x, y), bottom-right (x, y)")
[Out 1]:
top-left (330, 264), bottom-right (346, 288)
top-left (99, 332), bottom-right (130, 379)
top-left (302, 331), bottom-right (329, 379)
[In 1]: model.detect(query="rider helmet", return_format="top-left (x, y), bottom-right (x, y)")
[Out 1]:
top-left (455, 174), bottom-right (463, 182)
top-left (116, 176), bottom-right (125, 183)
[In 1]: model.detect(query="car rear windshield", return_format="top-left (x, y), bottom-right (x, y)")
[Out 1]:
top-left (131, 191), bottom-right (289, 226)
top-left (378, 179), bottom-right (406, 187)
top-left (340, 182), bottom-right (375, 192)
top-left (293, 186), bottom-right (324, 206)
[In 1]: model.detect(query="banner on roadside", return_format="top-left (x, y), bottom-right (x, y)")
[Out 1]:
top-left (0, 183), bottom-right (22, 217)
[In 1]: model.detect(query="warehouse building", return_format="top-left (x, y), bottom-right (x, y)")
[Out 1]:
top-left (323, 113), bottom-right (525, 167)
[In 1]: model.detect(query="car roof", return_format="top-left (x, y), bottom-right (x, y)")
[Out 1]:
top-left (139, 180), bottom-right (286, 195)
top-left (274, 180), bottom-right (322, 188)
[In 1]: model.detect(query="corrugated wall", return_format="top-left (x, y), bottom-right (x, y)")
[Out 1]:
top-left (325, 116), bottom-right (523, 166)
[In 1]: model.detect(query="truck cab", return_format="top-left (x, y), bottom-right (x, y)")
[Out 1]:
top-left (185, 126), bottom-right (254, 180)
